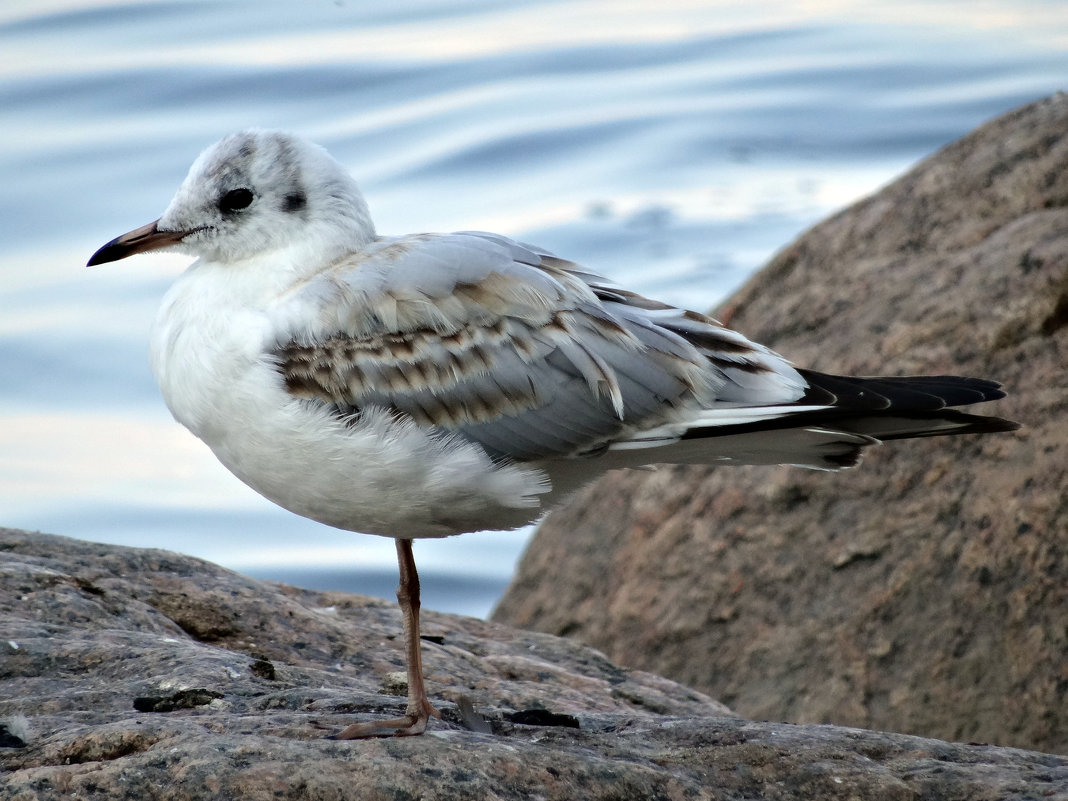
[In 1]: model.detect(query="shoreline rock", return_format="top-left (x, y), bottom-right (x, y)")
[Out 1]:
top-left (3, 527), bottom-right (1065, 799)
top-left (494, 93), bottom-right (1068, 755)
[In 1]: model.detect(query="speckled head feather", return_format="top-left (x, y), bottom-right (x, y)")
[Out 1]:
top-left (158, 129), bottom-right (375, 264)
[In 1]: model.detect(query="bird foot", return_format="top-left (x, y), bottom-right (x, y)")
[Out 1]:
top-left (328, 699), bottom-right (442, 739)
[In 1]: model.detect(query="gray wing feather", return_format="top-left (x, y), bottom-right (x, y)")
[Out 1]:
top-left (272, 231), bottom-right (806, 461)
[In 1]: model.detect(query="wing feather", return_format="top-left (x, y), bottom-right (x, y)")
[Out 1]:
top-left (272, 231), bottom-right (809, 461)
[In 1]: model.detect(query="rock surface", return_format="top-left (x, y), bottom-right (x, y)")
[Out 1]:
top-left (494, 93), bottom-right (1068, 755)
top-left (3, 527), bottom-right (1066, 799)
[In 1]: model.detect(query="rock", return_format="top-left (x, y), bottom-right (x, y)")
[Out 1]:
top-left (2, 528), bottom-right (1065, 799)
top-left (494, 93), bottom-right (1068, 755)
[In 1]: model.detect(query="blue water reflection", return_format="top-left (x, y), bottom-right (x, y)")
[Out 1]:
top-left (1, 0), bottom-right (1065, 617)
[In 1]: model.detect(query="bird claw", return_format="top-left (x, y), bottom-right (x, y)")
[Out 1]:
top-left (328, 699), bottom-right (441, 739)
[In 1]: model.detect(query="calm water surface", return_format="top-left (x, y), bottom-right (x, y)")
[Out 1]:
top-left (1, 0), bottom-right (1066, 616)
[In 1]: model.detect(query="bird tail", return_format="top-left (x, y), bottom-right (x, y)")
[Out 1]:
top-left (765, 370), bottom-right (1019, 440)
top-left (603, 371), bottom-right (1019, 471)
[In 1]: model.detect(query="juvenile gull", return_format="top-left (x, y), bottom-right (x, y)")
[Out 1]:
top-left (88, 130), bottom-right (1018, 738)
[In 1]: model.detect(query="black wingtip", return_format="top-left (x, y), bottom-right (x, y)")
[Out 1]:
top-left (859, 411), bottom-right (1022, 441)
top-left (798, 371), bottom-right (1013, 411)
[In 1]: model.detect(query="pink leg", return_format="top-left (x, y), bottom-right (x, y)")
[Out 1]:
top-left (331, 539), bottom-right (442, 739)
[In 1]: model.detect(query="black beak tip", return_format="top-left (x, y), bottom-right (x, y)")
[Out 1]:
top-left (87, 238), bottom-right (123, 267)
top-left (86, 219), bottom-right (173, 267)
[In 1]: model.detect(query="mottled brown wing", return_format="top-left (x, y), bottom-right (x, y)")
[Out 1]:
top-left (273, 232), bottom-right (718, 460)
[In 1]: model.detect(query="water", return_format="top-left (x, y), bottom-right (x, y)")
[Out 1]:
top-left (1, 0), bottom-right (1066, 618)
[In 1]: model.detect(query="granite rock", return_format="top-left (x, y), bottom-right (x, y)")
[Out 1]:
top-left (3, 528), bottom-right (1066, 799)
top-left (494, 93), bottom-right (1068, 755)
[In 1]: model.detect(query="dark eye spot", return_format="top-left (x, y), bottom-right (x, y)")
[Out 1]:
top-left (219, 188), bottom-right (254, 213)
top-left (283, 192), bottom-right (307, 213)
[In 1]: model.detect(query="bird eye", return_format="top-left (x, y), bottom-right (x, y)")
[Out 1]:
top-left (219, 188), bottom-right (254, 213)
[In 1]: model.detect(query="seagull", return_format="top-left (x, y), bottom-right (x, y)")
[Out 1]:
top-left (88, 130), bottom-right (1018, 738)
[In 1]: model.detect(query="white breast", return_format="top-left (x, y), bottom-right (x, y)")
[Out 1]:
top-left (149, 259), bottom-right (549, 539)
